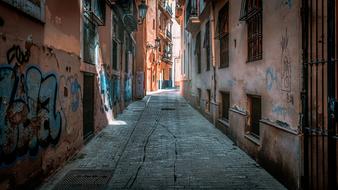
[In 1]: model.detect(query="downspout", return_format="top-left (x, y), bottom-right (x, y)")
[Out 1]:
top-left (210, 1), bottom-right (217, 125)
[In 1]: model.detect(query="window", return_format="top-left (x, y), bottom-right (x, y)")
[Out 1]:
top-left (112, 41), bottom-right (118, 70)
top-left (240, 0), bottom-right (262, 62)
top-left (83, 0), bottom-right (106, 25)
top-left (2, 0), bottom-right (46, 22)
top-left (247, 95), bottom-right (261, 138)
top-left (206, 89), bottom-right (211, 113)
top-left (221, 92), bottom-right (230, 121)
top-left (153, 19), bottom-right (155, 30)
top-left (83, 18), bottom-right (98, 64)
top-left (218, 3), bottom-right (229, 68)
top-left (197, 88), bottom-right (201, 107)
top-left (203, 21), bottom-right (211, 71)
top-left (195, 32), bottom-right (201, 73)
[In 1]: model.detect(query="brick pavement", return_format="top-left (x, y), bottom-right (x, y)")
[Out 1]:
top-left (39, 90), bottom-right (286, 190)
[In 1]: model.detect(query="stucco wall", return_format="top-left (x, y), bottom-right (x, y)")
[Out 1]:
top-left (0, 1), bottom-right (125, 188)
top-left (183, 0), bottom-right (302, 189)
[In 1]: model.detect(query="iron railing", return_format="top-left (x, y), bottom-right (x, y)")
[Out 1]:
top-left (301, 0), bottom-right (337, 189)
top-left (185, 0), bottom-right (198, 24)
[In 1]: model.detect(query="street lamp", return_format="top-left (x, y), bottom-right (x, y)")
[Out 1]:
top-left (138, 0), bottom-right (148, 22)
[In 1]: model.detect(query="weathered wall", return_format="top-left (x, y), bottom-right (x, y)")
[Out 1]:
top-left (145, 0), bottom-right (158, 92)
top-left (134, 0), bottom-right (146, 99)
top-left (0, 2), bottom-right (84, 187)
top-left (0, 1), bottom-right (128, 188)
top-left (183, 0), bottom-right (302, 189)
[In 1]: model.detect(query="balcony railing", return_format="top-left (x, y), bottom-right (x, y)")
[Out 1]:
top-left (159, 0), bottom-right (173, 16)
top-left (185, 0), bottom-right (198, 24)
top-left (83, 0), bottom-right (105, 25)
top-left (162, 45), bottom-right (173, 63)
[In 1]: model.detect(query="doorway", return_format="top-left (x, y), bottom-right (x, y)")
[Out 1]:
top-left (83, 73), bottom-right (95, 140)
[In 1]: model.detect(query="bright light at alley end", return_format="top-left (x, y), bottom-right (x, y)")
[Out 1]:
top-left (138, 0), bottom-right (148, 22)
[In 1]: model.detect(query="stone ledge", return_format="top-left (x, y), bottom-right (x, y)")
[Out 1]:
top-left (244, 134), bottom-right (261, 146)
top-left (229, 108), bottom-right (247, 116)
top-left (217, 119), bottom-right (229, 127)
top-left (260, 119), bottom-right (299, 135)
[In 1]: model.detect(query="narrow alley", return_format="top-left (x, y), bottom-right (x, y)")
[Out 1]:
top-left (40, 90), bottom-right (284, 189)
top-left (1, 0), bottom-right (338, 189)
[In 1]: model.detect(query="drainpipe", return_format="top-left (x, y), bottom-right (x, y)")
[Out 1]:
top-left (210, 1), bottom-right (217, 125)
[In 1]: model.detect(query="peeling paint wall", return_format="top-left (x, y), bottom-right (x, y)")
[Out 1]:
top-left (182, 0), bottom-right (302, 189)
top-left (0, 1), bottom-right (85, 187)
top-left (0, 0), bottom-right (137, 188)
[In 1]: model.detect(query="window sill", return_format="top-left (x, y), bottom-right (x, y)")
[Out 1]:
top-left (260, 119), bottom-right (299, 135)
top-left (244, 133), bottom-right (260, 146)
top-left (246, 57), bottom-right (263, 63)
top-left (83, 60), bottom-right (95, 65)
top-left (218, 119), bottom-right (229, 127)
top-left (229, 108), bottom-right (247, 116)
top-left (219, 66), bottom-right (229, 69)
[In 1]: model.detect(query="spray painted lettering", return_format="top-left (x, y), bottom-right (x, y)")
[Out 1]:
top-left (0, 45), bottom-right (61, 165)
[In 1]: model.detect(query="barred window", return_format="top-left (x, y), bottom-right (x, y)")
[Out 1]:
top-left (218, 3), bottom-right (229, 68)
top-left (240, 0), bottom-right (262, 62)
top-left (112, 41), bottom-right (118, 70)
top-left (83, 18), bottom-right (98, 64)
top-left (204, 21), bottom-right (211, 71)
top-left (195, 32), bottom-right (201, 73)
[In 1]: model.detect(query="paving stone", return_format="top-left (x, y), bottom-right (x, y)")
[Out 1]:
top-left (39, 90), bottom-right (286, 190)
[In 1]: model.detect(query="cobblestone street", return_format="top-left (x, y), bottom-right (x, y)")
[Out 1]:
top-left (40, 90), bottom-right (285, 190)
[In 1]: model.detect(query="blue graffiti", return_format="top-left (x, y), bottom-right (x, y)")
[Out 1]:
top-left (272, 105), bottom-right (288, 116)
top-left (287, 0), bottom-right (292, 8)
top-left (0, 45), bottom-right (61, 165)
top-left (124, 77), bottom-right (132, 102)
top-left (266, 67), bottom-right (277, 91)
top-left (99, 71), bottom-right (113, 111)
top-left (227, 79), bottom-right (236, 88)
top-left (70, 78), bottom-right (81, 112)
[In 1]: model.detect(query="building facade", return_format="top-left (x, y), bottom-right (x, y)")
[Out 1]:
top-left (145, 0), bottom-right (174, 92)
top-left (178, 0), bottom-right (337, 189)
top-left (0, 0), bottom-right (146, 188)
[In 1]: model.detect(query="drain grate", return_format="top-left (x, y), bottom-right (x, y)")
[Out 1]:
top-left (53, 169), bottom-right (113, 190)
top-left (161, 107), bottom-right (176, 111)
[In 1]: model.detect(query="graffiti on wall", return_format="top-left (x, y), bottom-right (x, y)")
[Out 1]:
top-left (59, 72), bottom-right (81, 132)
top-left (265, 67), bottom-right (277, 91)
top-left (280, 28), bottom-right (291, 92)
top-left (136, 71), bottom-right (144, 99)
top-left (0, 45), bottom-right (62, 165)
top-left (60, 74), bottom-right (81, 113)
top-left (124, 76), bottom-right (132, 102)
top-left (99, 70), bottom-right (113, 111)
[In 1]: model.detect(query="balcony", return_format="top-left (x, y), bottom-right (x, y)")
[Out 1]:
top-left (83, 0), bottom-right (106, 26)
top-left (159, 0), bottom-right (173, 18)
top-left (185, 0), bottom-right (200, 33)
top-left (161, 45), bottom-right (173, 64)
top-left (158, 27), bottom-right (172, 42)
